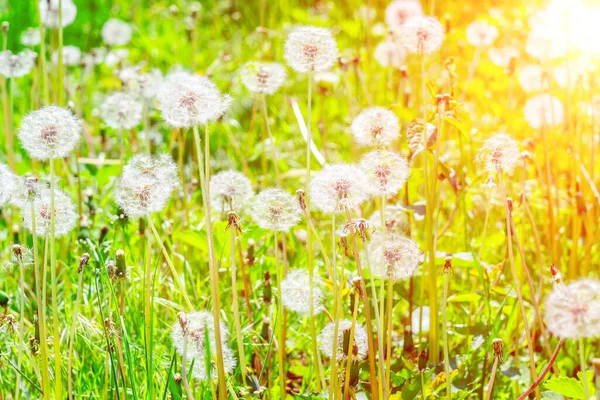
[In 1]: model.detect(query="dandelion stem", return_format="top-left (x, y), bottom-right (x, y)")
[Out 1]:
top-left (484, 356), bottom-right (499, 400)
top-left (67, 265), bottom-right (85, 400)
top-left (441, 270), bottom-right (451, 400)
top-left (260, 93), bottom-right (280, 185)
top-left (181, 337), bottom-right (195, 400)
top-left (143, 223), bottom-right (153, 398)
top-left (329, 214), bottom-right (340, 399)
top-left (516, 338), bottom-right (565, 400)
top-left (230, 223), bottom-right (248, 385)
top-left (15, 250), bottom-right (26, 400)
top-left (342, 290), bottom-right (359, 400)
top-left (274, 231), bottom-right (286, 395)
top-left (57, 0), bottom-right (64, 106)
top-left (581, 338), bottom-right (590, 400)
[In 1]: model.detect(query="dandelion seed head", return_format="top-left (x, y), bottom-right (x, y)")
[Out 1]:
top-left (466, 20), bottom-right (498, 47)
top-left (545, 279), bottom-right (600, 339)
top-left (0, 164), bottom-right (18, 208)
top-left (385, 0), bottom-right (423, 29)
top-left (360, 151), bottom-right (409, 196)
top-left (477, 133), bottom-right (520, 175)
top-left (517, 64), bottom-right (546, 93)
top-left (368, 232), bottom-right (420, 280)
top-left (350, 107), bottom-right (400, 146)
top-left (18, 106), bottom-right (81, 161)
top-left (374, 38), bottom-right (407, 69)
top-left (524, 94), bottom-right (564, 129)
top-left (488, 46), bottom-right (519, 68)
top-left (104, 49), bottom-right (129, 67)
top-left (5, 245), bottom-right (34, 270)
top-left (240, 62), bottom-right (286, 95)
top-left (318, 319), bottom-right (369, 362)
top-left (398, 16), bottom-right (445, 54)
top-left (526, 26), bottom-right (566, 61)
top-left (0, 49), bottom-right (37, 78)
top-left (367, 204), bottom-right (409, 234)
top-left (39, 0), bottom-right (77, 28)
top-left (100, 92), bottom-right (143, 130)
top-left (21, 28), bottom-right (41, 47)
top-left (22, 188), bottom-right (77, 238)
top-left (284, 26), bottom-right (338, 73)
top-left (281, 269), bottom-right (323, 316)
top-left (51, 46), bottom-right (81, 66)
top-left (115, 154), bottom-right (179, 218)
top-left (210, 170), bottom-right (253, 213)
top-left (310, 164), bottom-right (372, 214)
top-left (101, 19), bottom-right (133, 46)
top-left (249, 188), bottom-right (301, 232)
top-left (157, 72), bottom-right (230, 128)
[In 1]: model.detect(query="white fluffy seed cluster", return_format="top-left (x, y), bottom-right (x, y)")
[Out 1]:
top-left (524, 94), bottom-right (564, 129)
top-left (249, 188), bottom-right (301, 232)
top-left (385, 0), bottom-right (423, 29)
top-left (101, 19), bottom-right (133, 46)
top-left (284, 26), bottom-right (339, 73)
top-left (18, 106), bottom-right (81, 161)
top-left (368, 232), bottom-right (420, 281)
top-left (157, 72), bottom-right (230, 128)
top-left (22, 187), bottom-right (77, 238)
top-left (477, 133), bottom-right (521, 175)
top-left (0, 164), bottom-right (18, 207)
top-left (240, 62), bottom-right (287, 95)
top-left (367, 204), bottom-right (409, 234)
top-left (398, 16), bottom-right (445, 54)
top-left (119, 67), bottom-right (164, 100)
top-left (21, 28), bottom-right (41, 47)
top-left (374, 39), bottom-right (407, 69)
top-left (39, 0), bottom-right (77, 28)
top-left (318, 319), bottom-right (369, 362)
top-left (171, 311), bottom-right (237, 381)
top-left (310, 164), bottom-right (372, 214)
top-left (545, 279), bottom-right (600, 339)
top-left (51, 46), bottom-right (81, 66)
top-left (0, 49), bottom-right (37, 78)
top-left (100, 92), bottom-right (143, 130)
top-left (281, 269), bottom-right (323, 316)
top-left (350, 107), bottom-right (400, 146)
top-left (209, 170), bottom-right (254, 213)
top-left (115, 154), bottom-right (179, 218)
top-left (466, 20), bottom-right (498, 47)
top-left (360, 150), bottom-right (409, 196)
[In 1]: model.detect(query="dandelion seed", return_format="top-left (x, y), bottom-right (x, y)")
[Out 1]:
top-left (374, 38), bottom-right (407, 69)
top-left (51, 46), bottom-right (81, 66)
top-left (101, 19), bottom-right (133, 46)
top-left (21, 28), bottom-right (41, 47)
top-left (318, 319), bottom-right (369, 362)
top-left (398, 16), bottom-right (445, 54)
top-left (477, 133), bottom-right (520, 175)
top-left (115, 154), bottom-right (179, 218)
top-left (466, 20), bottom-right (498, 47)
top-left (249, 188), bottom-right (301, 232)
top-left (157, 72), bottom-right (230, 128)
top-left (350, 107), bottom-right (400, 146)
top-left (360, 150), bottom-right (409, 196)
top-left (310, 164), bottom-right (372, 214)
top-left (367, 232), bottom-right (420, 280)
top-left (0, 164), bottom-right (17, 207)
top-left (210, 170), bottom-right (253, 213)
top-left (545, 279), bottom-right (600, 339)
top-left (39, 0), bottom-right (77, 28)
top-left (18, 106), bottom-right (81, 161)
top-left (284, 26), bottom-right (339, 73)
top-left (281, 269), bottom-right (323, 316)
top-left (240, 62), bottom-right (286, 95)
top-left (100, 92), bottom-right (143, 130)
top-left (22, 187), bottom-right (77, 238)
top-left (385, 0), bottom-right (423, 29)
top-left (0, 49), bottom-right (37, 78)
top-left (524, 94), bottom-right (564, 129)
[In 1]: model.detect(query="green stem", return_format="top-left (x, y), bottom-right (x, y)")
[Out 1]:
top-left (342, 291), bottom-right (359, 400)
top-left (275, 231), bottom-right (286, 396)
top-left (442, 272), bottom-right (451, 399)
top-left (230, 224), bottom-right (247, 385)
top-left (57, 0), bottom-right (64, 106)
top-left (50, 159), bottom-right (63, 400)
top-left (67, 268), bottom-right (85, 400)
top-left (16, 253), bottom-right (26, 400)
top-left (143, 224), bottom-right (153, 398)
top-left (581, 338), bottom-right (590, 400)
top-left (329, 214), bottom-right (340, 399)
top-left (260, 93), bottom-right (280, 185)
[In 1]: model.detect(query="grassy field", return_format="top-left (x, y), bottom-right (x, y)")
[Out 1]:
top-left (1, 0), bottom-right (600, 399)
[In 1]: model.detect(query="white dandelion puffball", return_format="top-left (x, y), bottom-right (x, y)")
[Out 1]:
top-left (51, 46), bottom-right (81, 66)
top-left (18, 106), bottom-right (81, 161)
top-left (101, 19), bottom-right (133, 46)
top-left (210, 170), bottom-right (253, 213)
top-left (0, 164), bottom-right (18, 207)
top-left (517, 65), bottom-right (546, 93)
top-left (374, 38), bottom-right (407, 69)
top-left (360, 151), bottom-right (409, 196)
top-left (477, 133), bottom-right (520, 175)
top-left (22, 188), bottom-right (77, 238)
top-left (385, 0), bottom-right (423, 29)
top-left (104, 49), bottom-right (129, 67)
top-left (0, 50), bottom-right (37, 78)
top-left (368, 232), bottom-right (420, 281)
top-left (524, 94), bottom-right (564, 129)
top-left (525, 26), bottom-right (566, 61)
top-left (171, 311), bottom-right (236, 381)
top-left (281, 269), bottom-right (323, 316)
top-left (488, 46), bottom-right (519, 68)
top-left (249, 188), bottom-right (301, 232)
top-left (284, 26), bottom-right (339, 73)
top-left (100, 92), bottom-right (143, 130)
top-left (318, 319), bottom-right (369, 362)
top-left (350, 107), bottom-right (400, 146)
top-left (412, 306), bottom-right (430, 332)
top-left (310, 164), bottom-right (372, 214)
top-left (466, 20), bottom-right (498, 47)
top-left (119, 67), bottom-right (164, 99)
top-left (367, 204), bottom-right (409, 234)
top-left (240, 62), bottom-right (286, 95)
top-left (39, 0), bottom-right (77, 28)
top-left (21, 28), bottom-right (41, 47)
top-left (545, 279), bottom-right (600, 339)
top-left (115, 154), bottom-right (179, 218)
top-left (398, 16), bottom-right (445, 54)
top-left (157, 72), bottom-right (230, 128)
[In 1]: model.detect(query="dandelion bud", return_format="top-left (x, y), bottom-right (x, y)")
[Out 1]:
top-left (0, 291), bottom-right (10, 308)
top-left (350, 107), bottom-right (399, 147)
top-left (240, 62), bottom-right (286, 95)
top-left (173, 372), bottom-right (182, 384)
top-left (318, 319), bottom-right (368, 362)
top-left (263, 271), bottom-right (272, 305)
top-left (368, 232), bottom-right (421, 281)
top-left (443, 256), bottom-right (453, 274)
top-left (310, 164), bottom-right (372, 214)
top-left (418, 350), bottom-right (428, 371)
top-left (210, 170), bottom-right (253, 214)
top-left (296, 189), bottom-right (307, 211)
top-left (403, 325), bottom-right (414, 353)
top-left (492, 338), bottom-right (504, 361)
top-left (406, 120), bottom-right (436, 155)
top-left (246, 239), bottom-right (256, 266)
top-left (39, 0), bottom-right (77, 28)
top-left (550, 264), bottom-right (562, 284)
top-left (351, 277), bottom-right (364, 298)
top-left (477, 133), bottom-right (520, 175)
top-left (22, 188), bottom-right (77, 238)
top-left (592, 358), bottom-right (600, 379)
top-left (260, 316), bottom-right (271, 341)
top-left (78, 253), bottom-right (90, 274)
top-left (100, 92), bottom-right (143, 130)
top-left (360, 150), bottom-right (409, 196)
top-left (545, 279), bottom-right (600, 339)
top-left (398, 16), bottom-right (445, 55)
top-left (177, 312), bottom-right (188, 334)
top-left (106, 261), bottom-right (117, 281)
top-left (18, 105), bottom-right (81, 160)
top-left (339, 234), bottom-right (349, 254)
top-left (284, 26), bottom-right (338, 73)
top-left (1, 22), bottom-right (8, 32)
top-left (249, 188), bottom-right (301, 232)
top-left (101, 19), bottom-right (132, 46)
top-left (280, 269), bottom-right (322, 316)
top-left (115, 250), bottom-right (127, 279)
